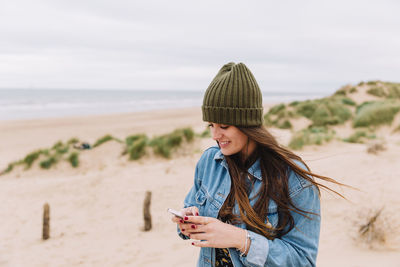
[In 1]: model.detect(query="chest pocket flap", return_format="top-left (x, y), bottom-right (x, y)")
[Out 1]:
top-left (195, 186), bottom-right (207, 205)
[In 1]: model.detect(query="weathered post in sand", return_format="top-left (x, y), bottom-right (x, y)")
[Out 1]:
top-left (42, 203), bottom-right (50, 240)
top-left (143, 191), bottom-right (152, 231)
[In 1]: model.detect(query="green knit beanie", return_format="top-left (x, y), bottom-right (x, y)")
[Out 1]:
top-left (202, 62), bottom-right (263, 127)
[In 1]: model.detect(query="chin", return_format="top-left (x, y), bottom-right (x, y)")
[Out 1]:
top-left (220, 148), bottom-right (236, 156)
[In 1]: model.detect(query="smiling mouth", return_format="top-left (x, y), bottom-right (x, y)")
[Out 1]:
top-left (218, 141), bottom-right (230, 148)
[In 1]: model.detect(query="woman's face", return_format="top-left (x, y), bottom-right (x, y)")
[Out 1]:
top-left (208, 123), bottom-right (256, 158)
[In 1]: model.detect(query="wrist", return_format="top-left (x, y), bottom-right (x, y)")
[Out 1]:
top-left (235, 228), bottom-right (247, 250)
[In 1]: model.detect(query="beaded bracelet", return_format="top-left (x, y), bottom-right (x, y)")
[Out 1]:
top-left (239, 230), bottom-right (250, 257)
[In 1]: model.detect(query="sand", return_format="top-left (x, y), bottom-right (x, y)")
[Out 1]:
top-left (1, 107), bottom-right (400, 267)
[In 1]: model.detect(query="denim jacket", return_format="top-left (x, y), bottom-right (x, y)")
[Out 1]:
top-left (178, 146), bottom-right (320, 267)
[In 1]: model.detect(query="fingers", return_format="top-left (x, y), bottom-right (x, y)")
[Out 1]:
top-left (184, 215), bottom-right (211, 225)
top-left (191, 240), bottom-right (210, 248)
top-left (171, 216), bottom-right (183, 223)
top-left (181, 206), bottom-right (199, 216)
top-left (190, 206), bottom-right (199, 216)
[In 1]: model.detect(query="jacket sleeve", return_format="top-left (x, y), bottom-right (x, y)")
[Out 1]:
top-left (239, 170), bottom-right (321, 267)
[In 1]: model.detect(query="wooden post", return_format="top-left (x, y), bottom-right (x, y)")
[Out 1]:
top-left (42, 203), bottom-right (50, 240)
top-left (143, 191), bottom-right (152, 231)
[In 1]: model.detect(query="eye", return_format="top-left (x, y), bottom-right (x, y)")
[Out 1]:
top-left (220, 125), bottom-right (229, 130)
top-left (207, 123), bottom-right (213, 128)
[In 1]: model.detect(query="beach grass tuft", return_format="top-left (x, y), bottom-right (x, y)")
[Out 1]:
top-left (358, 207), bottom-right (388, 248)
top-left (149, 127), bottom-right (195, 158)
top-left (288, 127), bottom-right (336, 150)
top-left (125, 134), bottom-right (148, 160)
top-left (1, 163), bottom-right (14, 174)
top-left (67, 137), bottom-right (80, 145)
top-left (264, 104), bottom-right (296, 129)
top-left (52, 141), bottom-right (69, 154)
top-left (23, 150), bottom-right (44, 169)
top-left (341, 97), bottom-right (356, 106)
top-left (199, 127), bottom-right (211, 138)
top-left (68, 152), bottom-right (79, 167)
top-left (367, 87), bottom-right (386, 98)
top-left (367, 141), bottom-right (386, 154)
top-left (295, 98), bottom-right (352, 127)
top-left (353, 101), bottom-right (400, 127)
top-left (349, 87), bottom-right (358, 93)
top-left (334, 88), bottom-right (347, 96)
top-left (343, 130), bottom-right (376, 143)
top-left (40, 156), bottom-right (58, 169)
top-left (92, 134), bottom-right (120, 148)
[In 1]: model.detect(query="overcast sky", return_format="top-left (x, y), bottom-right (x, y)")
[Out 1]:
top-left (1, 0), bottom-right (399, 94)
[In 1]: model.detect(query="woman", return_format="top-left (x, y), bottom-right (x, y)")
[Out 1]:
top-left (171, 62), bottom-right (339, 267)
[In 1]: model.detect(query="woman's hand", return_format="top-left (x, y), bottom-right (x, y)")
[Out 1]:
top-left (171, 206), bottom-right (199, 236)
top-left (182, 216), bottom-right (248, 251)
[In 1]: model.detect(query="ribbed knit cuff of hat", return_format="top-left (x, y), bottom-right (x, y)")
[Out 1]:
top-left (202, 106), bottom-right (263, 127)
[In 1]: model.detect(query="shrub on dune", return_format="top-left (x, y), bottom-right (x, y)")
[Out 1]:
top-left (68, 152), bottom-right (79, 167)
top-left (349, 87), bottom-right (358, 93)
top-left (40, 156), bottom-right (58, 169)
top-left (341, 97), bottom-right (356, 106)
top-left (52, 141), bottom-right (69, 154)
top-left (199, 128), bottom-right (211, 138)
top-left (93, 134), bottom-right (121, 148)
top-left (67, 137), bottom-right (80, 145)
top-left (264, 104), bottom-right (295, 129)
top-left (353, 101), bottom-right (400, 127)
top-left (295, 98), bottom-right (352, 127)
top-left (387, 84), bottom-right (400, 99)
top-left (343, 130), bottom-right (376, 143)
top-left (288, 127), bottom-right (336, 150)
top-left (125, 134), bottom-right (148, 160)
top-left (1, 163), bottom-right (14, 174)
top-left (149, 127), bottom-right (194, 158)
top-left (181, 127), bottom-right (195, 142)
top-left (268, 103), bottom-right (286, 115)
top-left (367, 87), bottom-right (386, 98)
top-left (23, 150), bottom-right (45, 169)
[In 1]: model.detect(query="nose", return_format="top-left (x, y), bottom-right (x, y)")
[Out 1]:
top-left (211, 127), bottom-right (222, 141)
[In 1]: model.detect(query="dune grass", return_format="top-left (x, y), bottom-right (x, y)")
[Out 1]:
top-left (288, 127), bottom-right (336, 150)
top-left (367, 87), bottom-right (386, 98)
top-left (123, 127), bottom-right (196, 160)
top-left (353, 101), bottom-right (400, 128)
top-left (264, 103), bottom-right (296, 129)
top-left (22, 150), bottom-right (44, 169)
top-left (349, 87), bottom-right (358, 93)
top-left (40, 156), bottom-right (58, 169)
top-left (68, 152), bottom-right (79, 168)
top-left (343, 130), bottom-right (376, 144)
top-left (92, 135), bottom-right (119, 148)
top-left (295, 97), bottom-right (352, 127)
top-left (149, 127), bottom-right (194, 158)
top-left (341, 97), bottom-right (356, 106)
top-left (125, 134), bottom-right (148, 160)
top-left (67, 137), bottom-right (80, 145)
top-left (199, 127), bottom-right (211, 138)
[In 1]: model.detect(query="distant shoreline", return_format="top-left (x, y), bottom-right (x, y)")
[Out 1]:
top-left (0, 89), bottom-right (324, 121)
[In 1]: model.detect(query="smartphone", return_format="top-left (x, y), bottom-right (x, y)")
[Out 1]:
top-left (167, 208), bottom-right (184, 218)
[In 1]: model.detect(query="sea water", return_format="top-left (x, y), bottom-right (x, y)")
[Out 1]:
top-left (0, 89), bottom-right (323, 121)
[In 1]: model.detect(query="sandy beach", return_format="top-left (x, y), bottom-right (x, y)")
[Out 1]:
top-left (1, 106), bottom-right (400, 267)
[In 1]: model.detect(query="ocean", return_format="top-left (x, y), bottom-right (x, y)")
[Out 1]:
top-left (0, 89), bottom-right (324, 121)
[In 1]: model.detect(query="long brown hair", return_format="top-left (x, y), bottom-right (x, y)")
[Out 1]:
top-left (218, 125), bottom-right (344, 239)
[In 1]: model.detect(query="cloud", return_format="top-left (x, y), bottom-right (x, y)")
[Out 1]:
top-left (0, 0), bottom-right (399, 92)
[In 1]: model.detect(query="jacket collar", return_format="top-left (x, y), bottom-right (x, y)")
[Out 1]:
top-left (213, 149), bottom-right (262, 180)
